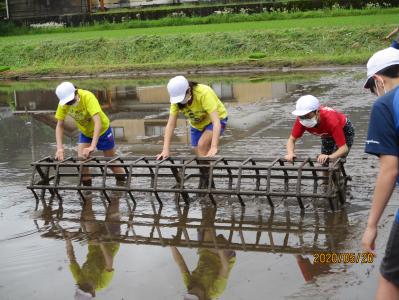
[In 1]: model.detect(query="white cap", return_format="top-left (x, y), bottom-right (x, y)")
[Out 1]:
top-left (291, 95), bottom-right (320, 116)
top-left (74, 288), bottom-right (93, 300)
top-left (183, 294), bottom-right (199, 300)
top-left (167, 76), bottom-right (189, 104)
top-left (364, 47), bottom-right (399, 89)
top-left (55, 82), bottom-right (76, 105)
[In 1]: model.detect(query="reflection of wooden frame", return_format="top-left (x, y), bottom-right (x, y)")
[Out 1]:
top-left (36, 202), bottom-right (349, 254)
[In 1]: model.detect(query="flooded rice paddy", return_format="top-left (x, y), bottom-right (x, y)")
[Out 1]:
top-left (0, 69), bottom-right (397, 300)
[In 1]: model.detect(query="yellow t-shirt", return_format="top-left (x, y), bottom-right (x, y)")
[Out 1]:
top-left (182, 249), bottom-right (236, 299)
top-left (55, 89), bottom-right (109, 137)
top-left (69, 243), bottom-right (119, 291)
top-left (170, 84), bottom-right (228, 131)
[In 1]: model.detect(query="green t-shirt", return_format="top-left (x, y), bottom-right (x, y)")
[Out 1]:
top-left (182, 249), bottom-right (236, 299)
top-left (69, 243), bottom-right (119, 291)
top-left (55, 89), bottom-right (110, 137)
top-left (170, 84), bottom-right (228, 130)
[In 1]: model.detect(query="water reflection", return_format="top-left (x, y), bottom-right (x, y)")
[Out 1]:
top-left (34, 191), bottom-right (351, 298)
top-left (1, 71), bottom-right (377, 299)
top-left (11, 79), bottom-right (299, 150)
top-left (42, 193), bottom-right (122, 299)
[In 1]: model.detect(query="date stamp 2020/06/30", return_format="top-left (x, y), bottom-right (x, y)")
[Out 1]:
top-left (313, 252), bottom-right (374, 264)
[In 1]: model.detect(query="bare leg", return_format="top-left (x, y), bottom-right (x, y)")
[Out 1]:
top-left (78, 143), bottom-right (92, 182)
top-left (103, 148), bottom-right (126, 181)
top-left (80, 196), bottom-right (100, 234)
top-left (376, 274), bottom-right (399, 300)
top-left (195, 130), bottom-right (214, 189)
top-left (196, 130), bottom-right (213, 157)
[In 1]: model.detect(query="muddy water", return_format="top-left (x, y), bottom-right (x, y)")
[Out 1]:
top-left (0, 70), bottom-right (396, 300)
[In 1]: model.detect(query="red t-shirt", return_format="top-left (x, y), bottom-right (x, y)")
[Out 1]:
top-left (291, 106), bottom-right (347, 147)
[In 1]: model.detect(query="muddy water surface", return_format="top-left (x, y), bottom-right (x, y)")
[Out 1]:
top-left (0, 70), bottom-right (396, 300)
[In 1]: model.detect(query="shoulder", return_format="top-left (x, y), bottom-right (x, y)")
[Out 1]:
top-left (79, 89), bottom-right (97, 101)
top-left (320, 106), bottom-right (338, 115)
top-left (319, 106), bottom-right (341, 124)
top-left (375, 87), bottom-right (399, 107)
top-left (194, 84), bottom-right (214, 95)
top-left (371, 91), bottom-right (395, 116)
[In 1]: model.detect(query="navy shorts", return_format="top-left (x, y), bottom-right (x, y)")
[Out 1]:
top-left (380, 212), bottom-right (399, 287)
top-left (321, 119), bottom-right (354, 155)
top-left (190, 118), bottom-right (227, 147)
top-left (79, 127), bottom-right (115, 151)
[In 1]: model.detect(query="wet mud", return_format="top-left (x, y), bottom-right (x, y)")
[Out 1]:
top-left (0, 70), bottom-right (396, 300)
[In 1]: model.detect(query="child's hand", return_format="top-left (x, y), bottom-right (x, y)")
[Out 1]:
top-left (317, 154), bottom-right (330, 164)
top-left (55, 148), bottom-right (64, 160)
top-left (285, 153), bottom-right (296, 162)
top-left (206, 146), bottom-right (218, 157)
top-left (82, 146), bottom-right (95, 159)
top-left (156, 149), bottom-right (170, 160)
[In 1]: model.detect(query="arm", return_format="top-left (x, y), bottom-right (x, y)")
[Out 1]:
top-left (285, 135), bottom-right (297, 161)
top-left (55, 120), bottom-right (65, 160)
top-left (362, 155), bottom-right (399, 254)
top-left (100, 243), bottom-right (114, 272)
top-left (82, 114), bottom-right (101, 158)
top-left (217, 250), bottom-right (230, 278)
top-left (170, 246), bottom-right (190, 274)
top-left (66, 238), bottom-right (77, 263)
top-left (206, 110), bottom-right (221, 157)
top-left (317, 144), bottom-right (349, 164)
top-left (329, 144), bottom-right (348, 159)
top-left (318, 123), bottom-right (349, 164)
top-left (157, 114), bottom-right (178, 160)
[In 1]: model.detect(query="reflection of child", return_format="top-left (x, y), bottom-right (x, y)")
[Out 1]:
top-left (69, 243), bottom-right (120, 298)
top-left (186, 248), bottom-right (235, 300)
top-left (171, 246), bottom-right (235, 300)
top-left (385, 26), bottom-right (399, 50)
top-left (171, 207), bottom-right (235, 300)
top-left (66, 196), bottom-right (121, 299)
top-left (295, 255), bottom-right (330, 282)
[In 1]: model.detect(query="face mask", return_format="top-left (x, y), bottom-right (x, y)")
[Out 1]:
top-left (180, 92), bottom-right (192, 105)
top-left (299, 116), bottom-right (318, 128)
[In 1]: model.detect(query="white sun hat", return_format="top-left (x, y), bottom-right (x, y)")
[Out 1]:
top-left (291, 95), bottom-right (320, 116)
top-left (55, 82), bottom-right (76, 105)
top-left (183, 294), bottom-right (199, 300)
top-left (167, 75), bottom-right (189, 104)
top-left (74, 288), bottom-right (93, 300)
top-left (364, 47), bottom-right (399, 89)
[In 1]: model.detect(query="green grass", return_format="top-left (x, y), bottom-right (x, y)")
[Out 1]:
top-left (1, 13), bottom-right (397, 43)
top-left (1, 7), bottom-right (398, 37)
top-left (0, 12), bottom-right (397, 77)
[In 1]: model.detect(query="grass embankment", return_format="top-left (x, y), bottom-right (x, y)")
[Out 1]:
top-left (0, 12), bottom-right (397, 77)
top-left (1, 7), bottom-right (398, 36)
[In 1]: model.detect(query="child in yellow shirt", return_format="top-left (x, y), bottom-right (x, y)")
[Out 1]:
top-left (156, 76), bottom-right (228, 159)
top-left (54, 82), bottom-right (124, 185)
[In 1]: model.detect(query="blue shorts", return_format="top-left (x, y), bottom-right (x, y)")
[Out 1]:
top-left (79, 127), bottom-right (115, 151)
top-left (391, 40), bottom-right (399, 50)
top-left (190, 118), bottom-right (227, 147)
